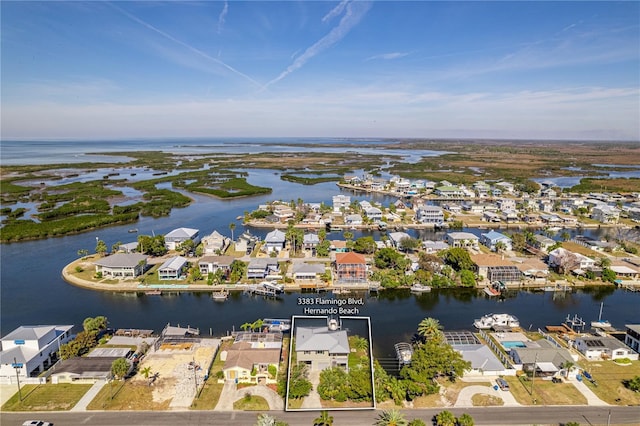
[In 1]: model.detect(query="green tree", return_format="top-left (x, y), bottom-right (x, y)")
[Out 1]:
top-left (140, 366), bottom-right (152, 379)
top-left (343, 231), bottom-right (354, 242)
top-left (83, 316), bottom-right (108, 333)
top-left (561, 361), bottom-right (575, 378)
top-left (625, 375), bottom-right (640, 392)
top-left (195, 242), bottom-right (204, 257)
top-left (95, 239), bottom-right (108, 256)
top-left (229, 222), bottom-right (236, 241)
top-left (287, 364), bottom-right (312, 399)
top-left (241, 322), bottom-right (253, 331)
top-left (254, 413), bottom-right (288, 426)
top-left (442, 247), bottom-right (474, 271)
top-left (494, 241), bottom-right (507, 253)
top-left (353, 236), bottom-right (377, 254)
top-left (178, 238), bottom-right (195, 256)
top-left (400, 339), bottom-right (470, 390)
top-left (399, 237), bottom-right (420, 253)
top-left (435, 410), bottom-right (456, 426)
top-left (407, 420), bottom-right (426, 426)
top-left (597, 256), bottom-right (612, 269)
top-left (111, 241), bottom-right (122, 253)
top-left (318, 367), bottom-right (349, 401)
top-left (229, 260), bottom-right (246, 283)
top-left (316, 240), bottom-right (331, 257)
top-left (111, 358), bottom-right (129, 379)
top-left (510, 233), bottom-right (526, 252)
top-left (251, 319), bottom-right (264, 332)
top-left (137, 235), bottom-right (167, 256)
top-left (189, 265), bottom-right (203, 282)
top-left (77, 249), bottom-right (89, 258)
top-left (601, 267), bottom-right (617, 283)
top-left (313, 410), bottom-right (334, 426)
top-left (459, 269), bottom-right (476, 287)
top-left (560, 231), bottom-right (571, 242)
top-left (375, 248), bottom-right (408, 271)
top-left (417, 317), bottom-right (444, 342)
top-left (457, 413), bottom-right (474, 426)
top-left (374, 409), bottom-right (407, 426)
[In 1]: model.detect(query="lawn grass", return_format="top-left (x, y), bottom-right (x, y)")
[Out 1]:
top-left (87, 380), bottom-right (171, 410)
top-left (505, 376), bottom-right (587, 405)
top-left (577, 360), bottom-right (640, 405)
top-left (233, 394), bottom-right (269, 410)
top-left (1, 383), bottom-right (92, 411)
top-left (190, 339), bottom-right (232, 410)
top-left (472, 393), bottom-right (504, 406)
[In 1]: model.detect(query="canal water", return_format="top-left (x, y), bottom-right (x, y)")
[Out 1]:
top-left (1, 140), bottom-right (639, 360)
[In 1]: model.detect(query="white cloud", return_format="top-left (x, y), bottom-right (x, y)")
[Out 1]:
top-left (366, 52), bottom-right (410, 61)
top-left (322, 0), bottom-right (349, 23)
top-left (264, 1), bottom-right (372, 89)
top-left (217, 1), bottom-right (228, 34)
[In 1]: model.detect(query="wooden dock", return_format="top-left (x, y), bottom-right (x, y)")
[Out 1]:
top-left (244, 285), bottom-right (278, 297)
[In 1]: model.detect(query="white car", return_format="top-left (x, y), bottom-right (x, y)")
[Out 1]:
top-left (22, 421), bottom-right (54, 426)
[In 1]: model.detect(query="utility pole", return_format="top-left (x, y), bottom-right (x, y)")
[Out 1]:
top-left (607, 409), bottom-right (611, 426)
top-left (12, 357), bottom-right (23, 401)
top-left (531, 352), bottom-right (538, 404)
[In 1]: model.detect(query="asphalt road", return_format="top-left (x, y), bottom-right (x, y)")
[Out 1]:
top-left (2, 406), bottom-right (640, 426)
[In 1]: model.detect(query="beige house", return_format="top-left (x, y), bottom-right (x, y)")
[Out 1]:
top-left (295, 326), bottom-right (349, 372)
top-left (93, 253), bottom-right (148, 278)
top-left (222, 332), bottom-right (282, 384)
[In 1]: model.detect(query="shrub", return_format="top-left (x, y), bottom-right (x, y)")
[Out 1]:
top-left (75, 266), bottom-right (84, 273)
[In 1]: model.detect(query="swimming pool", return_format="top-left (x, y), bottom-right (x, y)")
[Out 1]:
top-left (502, 341), bottom-right (527, 349)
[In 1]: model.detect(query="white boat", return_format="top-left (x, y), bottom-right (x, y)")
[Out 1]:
top-left (212, 290), bottom-right (228, 301)
top-left (263, 318), bottom-right (291, 332)
top-left (473, 313), bottom-right (520, 330)
top-left (410, 284), bottom-right (432, 293)
top-left (591, 302), bottom-right (612, 328)
top-left (260, 281), bottom-right (284, 293)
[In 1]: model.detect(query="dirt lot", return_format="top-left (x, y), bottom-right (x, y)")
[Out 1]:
top-left (132, 339), bottom-right (220, 408)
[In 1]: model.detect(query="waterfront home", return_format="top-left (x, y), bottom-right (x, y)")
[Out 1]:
top-left (473, 181), bottom-right (491, 196)
top-left (388, 231), bottom-right (412, 249)
top-left (501, 210), bottom-right (519, 223)
top-left (334, 252), bottom-right (367, 284)
top-left (462, 202), bottom-right (484, 214)
top-left (201, 230), bottom-right (230, 254)
top-left (393, 199), bottom-right (407, 211)
top-left (415, 205), bottom-right (444, 225)
top-left (435, 185), bottom-right (465, 198)
top-left (480, 231), bottom-right (512, 252)
top-left (343, 175), bottom-right (362, 185)
top-left (482, 211), bottom-right (501, 223)
top-left (610, 262), bottom-right (640, 279)
top-left (93, 253), bottom-right (148, 278)
top-left (514, 258), bottom-right (549, 281)
top-left (445, 232), bottom-right (479, 250)
top-left (303, 233), bottom-right (320, 252)
top-left (329, 240), bottom-right (349, 253)
top-left (247, 258), bottom-right (279, 279)
top-left (496, 181), bottom-right (515, 194)
top-left (548, 248), bottom-right (595, 273)
top-left (510, 340), bottom-right (574, 377)
top-left (273, 204), bottom-right (295, 222)
top-left (223, 332), bottom-right (282, 384)
top-left (442, 203), bottom-right (462, 214)
top-left (497, 198), bottom-right (516, 211)
top-left (295, 325), bottom-right (349, 372)
top-left (117, 241), bottom-right (139, 253)
top-left (445, 332), bottom-right (508, 376)
top-left (292, 262), bottom-right (326, 283)
top-left (422, 240), bottom-right (449, 254)
top-left (532, 234), bottom-right (555, 253)
top-left (236, 230), bottom-right (259, 255)
top-left (332, 194), bottom-right (351, 213)
top-left (198, 255), bottom-right (234, 276)
top-left (345, 214), bottom-right (363, 226)
top-left (471, 254), bottom-right (522, 284)
top-left (50, 356), bottom-right (126, 383)
top-left (540, 188), bottom-right (558, 198)
top-left (574, 335), bottom-right (639, 361)
top-left (0, 325), bottom-right (73, 382)
top-left (158, 256), bottom-right (188, 280)
top-left (572, 235), bottom-right (618, 252)
top-left (540, 214), bottom-right (563, 224)
top-left (625, 324), bottom-right (640, 353)
top-left (591, 205), bottom-right (620, 224)
top-left (264, 229), bottom-right (286, 253)
top-left (523, 214), bottom-right (541, 225)
top-left (363, 206), bottom-right (383, 222)
top-left (538, 200), bottom-right (554, 213)
top-left (164, 227), bottom-right (200, 251)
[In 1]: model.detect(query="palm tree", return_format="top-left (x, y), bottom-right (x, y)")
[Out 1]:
top-left (562, 361), bottom-right (575, 378)
top-left (417, 317), bottom-right (443, 341)
top-left (313, 410), bottom-right (334, 426)
top-left (374, 409), bottom-right (408, 426)
top-left (229, 222), bottom-right (236, 242)
top-left (255, 413), bottom-right (276, 426)
top-left (140, 366), bottom-right (152, 379)
top-left (435, 410), bottom-right (456, 426)
top-left (252, 319), bottom-right (264, 332)
top-left (241, 322), bottom-right (253, 332)
top-left (560, 231), bottom-right (571, 242)
top-left (597, 256), bottom-right (611, 269)
top-left (494, 241), bottom-right (507, 253)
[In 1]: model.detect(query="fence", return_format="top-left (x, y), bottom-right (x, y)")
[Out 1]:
top-left (537, 328), bottom-right (562, 348)
top-left (478, 329), bottom-right (516, 369)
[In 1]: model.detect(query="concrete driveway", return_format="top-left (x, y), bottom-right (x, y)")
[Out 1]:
top-left (455, 384), bottom-right (520, 407)
top-left (215, 382), bottom-right (283, 411)
top-left (569, 377), bottom-right (609, 406)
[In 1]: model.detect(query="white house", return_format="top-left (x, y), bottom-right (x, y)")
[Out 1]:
top-left (548, 248), bottom-right (595, 272)
top-left (480, 231), bottom-right (512, 252)
top-left (332, 195), bottom-right (351, 213)
top-left (199, 255), bottom-right (235, 276)
top-left (264, 229), bottom-right (286, 253)
top-left (201, 230), bottom-right (230, 254)
top-left (164, 227), bottom-right (200, 251)
top-left (1, 325), bottom-right (74, 382)
top-left (591, 205), bottom-right (620, 224)
top-left (415, 205), bottom-right (444, 225)
top-left (295, 326), bottom-right (350, 372)
top-left (445, 232), bottom-right (479, 250)
top-left (158, 256), bottom-right (188, 280)
top-left (93, 253), bottom-right (148, 278)
top-left (345, 214), bottom-right (363, 226)
top-left (422, 240), bottom-right (449, 254)
top-left (575, 336), bottom-right (639, 361)
top-left (363, 206), bottom-right (383, 222)
top-left (625, 324), bottom-right (640, 353)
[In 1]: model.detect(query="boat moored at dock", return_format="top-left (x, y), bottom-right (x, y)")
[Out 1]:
top-left (473, 313), bottom-right (520, 330)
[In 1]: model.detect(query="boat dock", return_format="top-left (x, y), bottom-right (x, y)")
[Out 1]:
top-left (244, 285), bottom-right (279, 297)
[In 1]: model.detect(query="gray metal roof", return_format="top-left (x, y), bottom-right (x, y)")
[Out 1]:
top-left (293, 263), bottom-right (325, 275)
top-left (158, 256), bottom-right (188, 271)
top-left (93, 253), bottom-right (148, 268)
top-left (265, 229), bottom-right (286, 243)
top-left (455, 344), bottom-right (505, 372)
top-left (1, 325), bottom-right (73, 343)
top-left (295, 326), bottom-right (349, 355)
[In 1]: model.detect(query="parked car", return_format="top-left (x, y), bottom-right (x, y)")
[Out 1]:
top-left (496, 378), bottom-right (510, 391)
top-left (22, 421), bottom-right (53, 426)
top-left (552, 376), bottom-right (563, 383)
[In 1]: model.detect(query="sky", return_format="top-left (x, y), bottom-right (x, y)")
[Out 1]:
top-left (1, 1), bottom-right (639, 141)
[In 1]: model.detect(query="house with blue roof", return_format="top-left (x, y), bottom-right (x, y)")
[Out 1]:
top-left (480, 230), bottom-right (512, 252)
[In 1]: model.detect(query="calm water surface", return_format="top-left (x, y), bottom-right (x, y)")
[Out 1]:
top-left (1, 140), bottom-right (639, 358)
